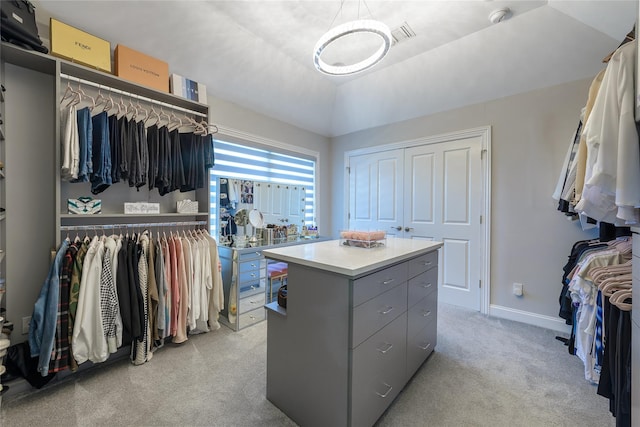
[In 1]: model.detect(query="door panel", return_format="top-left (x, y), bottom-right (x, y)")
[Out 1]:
top-left (407, 152), bottom-right (434, 225)
top-left (442, 238), bottom-right (470, 290)
top-left (349, 133), bottom-right (484, 311)
top-left (443, 148), bottom-right (470, 224)
top-left (349, 151), bottom-right (403, 236)
top-left (407, 137), bottom-right (482, 310)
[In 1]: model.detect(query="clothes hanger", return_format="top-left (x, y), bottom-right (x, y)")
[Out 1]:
top-left (75, 83), bottom-right (96, 111)
top-left (144, 104), bottom-right (161, 127)
top-left (610, 289), bottom-right (632, 311)
top-left (134, 96), bottom-right (149, 122)
top-left (60, 81), bottom-right (81, 107)
top-left (158, 106), bottom-right (171, 128)
top-left (94, 86), bottom-right (112, 113)
top-left (168, 111), bottom-right (183, 131)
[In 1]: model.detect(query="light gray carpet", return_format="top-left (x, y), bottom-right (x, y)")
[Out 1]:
top-left (0, 303), bottom-right (614, 427)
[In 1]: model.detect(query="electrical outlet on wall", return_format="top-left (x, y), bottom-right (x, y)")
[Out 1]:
top-left (22, 316), bottom-right (31, 334)
top-left (513, 283), bottom-right (524, 297)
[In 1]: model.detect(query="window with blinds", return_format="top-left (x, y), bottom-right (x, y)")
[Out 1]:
top-left (209, 139), bottom-right (316, 235)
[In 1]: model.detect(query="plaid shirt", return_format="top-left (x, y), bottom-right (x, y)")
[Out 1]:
top-left (68, 240), bottom-right (88, 371)
top-left (48, 243), bottom-right (78, 373)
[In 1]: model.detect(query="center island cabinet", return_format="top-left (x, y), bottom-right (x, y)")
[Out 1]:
top-left (262, 238), bottom-right (443, 427)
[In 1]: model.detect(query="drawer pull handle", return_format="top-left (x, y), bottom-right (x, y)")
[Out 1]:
top-left (250, 263), bottom-right (257, 267)
top-left (376, 383), bottom-right (393, 398)
top-left (418, 342), bottom-right (432, 351)
top-left (422, 261), bottom-right (432, 266)
top-left (379, 306), bottom-right (394, 315)
top-left (251, 299), bottom-right (260, 304)
top-left (255, 252), bottom-right (261, 256)
top-left (377, 343), bottom-right (393, 354)
top-left (422, 310), bottom-right (432, 317)
top-left (250, 285), bottom-right (257, 290)
top-left (250, 273), bottom-right (257, 278)
top-left (382, 279), bottom-right (395, 285)
top-left (420, 283), bottom-right (432, 289)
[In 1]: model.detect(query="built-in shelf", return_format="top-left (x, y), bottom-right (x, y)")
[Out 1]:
top-left (1, 42), bottom-right (208, 115)
top-left (60, 212), bottom-right (209, 219)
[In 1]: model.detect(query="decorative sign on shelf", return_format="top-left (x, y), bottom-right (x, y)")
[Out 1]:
top-left (124, 202), bottom-right (160, 215)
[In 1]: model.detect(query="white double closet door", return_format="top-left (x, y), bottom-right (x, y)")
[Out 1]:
top-left (348, 131), bottom-right (488, 311)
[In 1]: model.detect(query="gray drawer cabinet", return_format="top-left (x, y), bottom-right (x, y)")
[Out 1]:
top-left (219, 246), bottom-right (267, 331)
top-left (219, 238), bottom-right (328, 331)
top-left (265, 243), bottom-right (440, 427)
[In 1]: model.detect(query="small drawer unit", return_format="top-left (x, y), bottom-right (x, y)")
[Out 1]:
top-left (219, 246), bottom-right (268, 331)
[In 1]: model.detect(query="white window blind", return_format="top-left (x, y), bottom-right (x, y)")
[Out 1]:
top-left (209, 139), bottom-right (316, 234)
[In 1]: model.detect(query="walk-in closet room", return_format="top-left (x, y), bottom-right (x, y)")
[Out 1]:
top-left (0, 1), bottom-right (638, 426)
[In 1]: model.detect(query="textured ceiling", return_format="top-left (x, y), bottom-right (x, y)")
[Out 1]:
top-left (33, 0), bottom-right (637, 137)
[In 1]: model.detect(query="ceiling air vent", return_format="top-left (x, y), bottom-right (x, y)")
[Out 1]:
top-left (391, 22), bottom-right (416, 45)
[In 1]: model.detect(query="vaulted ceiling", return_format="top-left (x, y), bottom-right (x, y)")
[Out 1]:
top-left (33, 1), bottom-right (637, 137)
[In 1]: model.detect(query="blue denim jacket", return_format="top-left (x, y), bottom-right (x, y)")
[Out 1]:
top-left (29, 239), bottom-right (69, 376)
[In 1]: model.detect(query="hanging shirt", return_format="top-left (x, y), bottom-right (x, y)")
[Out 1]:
top-left (29, 239), bottom-right (70, 377)
top-left (576, 41), bottom-right (640, 225)
top-left (90, 111), bottom-right (112, 194)
top-left (72, 107), bottom-right (93, 183)
top-left (48, 243), bottom-right (78, 374)
top-left (72, 236), bottom-right (109, 365)
top-left (60, 104), bottom-right (79, 181)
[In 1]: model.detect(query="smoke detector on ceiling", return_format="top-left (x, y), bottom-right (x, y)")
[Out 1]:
top-left (489, 7), bottom-right (512, 24)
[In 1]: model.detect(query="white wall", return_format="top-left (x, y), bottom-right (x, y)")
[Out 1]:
top-left (330, 77), bottom-right (601, 330)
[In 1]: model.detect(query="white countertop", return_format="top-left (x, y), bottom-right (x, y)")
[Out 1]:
top-left (262, 238), bottom-right (442, 277)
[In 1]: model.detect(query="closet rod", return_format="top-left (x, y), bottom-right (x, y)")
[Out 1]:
top-left (60, 73), bottom-right (208, 118)
top-left (60, 221), bottom-right (208, 231)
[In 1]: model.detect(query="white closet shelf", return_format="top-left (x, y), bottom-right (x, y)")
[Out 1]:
top-left (60, 212), bottom-right (209, 219)
top-left (1, 42), bottom-right (208, 115)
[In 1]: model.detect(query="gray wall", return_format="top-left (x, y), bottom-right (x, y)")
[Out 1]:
top-left (208, 97), bottom-right (332, 235)
top-left (330, 77), bottom-right (600, 325)
top-left (4, 64), bottom-right (57, 341)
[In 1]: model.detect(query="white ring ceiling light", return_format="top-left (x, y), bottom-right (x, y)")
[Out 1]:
top-left (313, 19), bottom-right (392, 76)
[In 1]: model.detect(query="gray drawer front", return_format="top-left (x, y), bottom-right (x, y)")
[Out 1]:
top-left (239, 258), bottom-right (265, 273)
top-left (239, 292), bottom-right (266, 314)
top-left (408, 268), bottom-right (437, 308)
top-left (407, 250), bottom-right (438, 279)
top-left (238, 278), bottom-right (266, 299)
top-left (238, 250), bottom-right (263, 262)
top-left (407, 318), bottom-right (437, 379)
top-left (407, 290), bottom-right (437, 338)
top-left (238, 268), bottom-right (265, 284)
top-left (352, 283), bottom-right (407, 348)
top-left (238, 307), bottom-right (266, 329)
top-left (353, 262), bottom-right (408, 307)
top-left (351, 313), bottom-right (407, 427)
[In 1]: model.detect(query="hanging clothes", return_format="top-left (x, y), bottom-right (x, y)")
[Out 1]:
top-left (28, 239), bottom-right (69, 377)
top-left (575, 41), bottom-right (640, 225)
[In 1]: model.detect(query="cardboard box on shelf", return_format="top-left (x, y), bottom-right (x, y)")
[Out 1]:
top-left (114, 44), bottom-right (169, 92)
top-left (170, 74), bottom-right (207, 103)
top-left (49, 18), bottom-right (111, 72)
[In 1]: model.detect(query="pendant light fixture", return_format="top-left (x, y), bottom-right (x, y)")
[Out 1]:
top-left (313, 0), bottom-right (392, 76)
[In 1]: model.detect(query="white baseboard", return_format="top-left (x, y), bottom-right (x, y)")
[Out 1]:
top-left (489, 304), bottom-right (572, 334)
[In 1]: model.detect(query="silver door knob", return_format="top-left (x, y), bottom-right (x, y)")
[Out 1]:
top-left (391, 226), bottom-right (402, 231)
